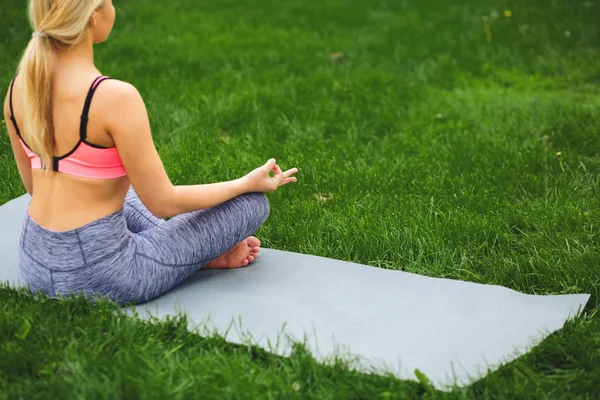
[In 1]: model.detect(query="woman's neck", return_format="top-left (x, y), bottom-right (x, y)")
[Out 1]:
top-left (54, 35), bottom-right (96, 74)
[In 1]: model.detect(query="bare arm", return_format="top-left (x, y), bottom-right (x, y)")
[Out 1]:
top-left (4, 81), bottom-right (33, 196)
top-left (102, 81), bottom-right (297, 218)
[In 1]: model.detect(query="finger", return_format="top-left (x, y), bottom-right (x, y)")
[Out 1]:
top-left (282, 168), bottom-right (298, 178)
top-left (263, 158), bottom-right (276, 171)
top-left (279, 177), bottom-right (298, 186)
top-left (273, 164), bottom-right (283, 175)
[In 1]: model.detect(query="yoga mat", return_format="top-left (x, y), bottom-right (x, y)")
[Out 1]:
top-left (0, 194), bottom-right (590, 390)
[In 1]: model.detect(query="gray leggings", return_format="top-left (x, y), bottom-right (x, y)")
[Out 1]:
top-left (18, 186), bottom-right (270, 305)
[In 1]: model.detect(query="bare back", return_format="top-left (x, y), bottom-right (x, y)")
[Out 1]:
top-left (10, 72), bottom-right (131, 232)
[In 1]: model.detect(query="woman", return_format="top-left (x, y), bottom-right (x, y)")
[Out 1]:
top-left (3, 0), bottom-right (298, 305)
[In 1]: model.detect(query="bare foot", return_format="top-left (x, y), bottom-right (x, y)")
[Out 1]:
top-left (204, 236), bottom-right (261, 269)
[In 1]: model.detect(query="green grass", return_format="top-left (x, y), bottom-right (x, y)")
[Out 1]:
top-left (1, 0), bottom-right (600, 398)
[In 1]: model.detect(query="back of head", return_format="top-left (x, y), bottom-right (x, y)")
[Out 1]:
top-left (18, 0), bottom-right (105, 174)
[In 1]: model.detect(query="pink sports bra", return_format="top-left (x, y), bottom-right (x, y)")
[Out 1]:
top-left (8, 75), bottom-right (127, 180)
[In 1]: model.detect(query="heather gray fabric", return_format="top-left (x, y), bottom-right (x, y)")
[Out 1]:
top-left (10, 187), bottom-right (269, 304)
top-left (0, 193), bottom-right (590, 389)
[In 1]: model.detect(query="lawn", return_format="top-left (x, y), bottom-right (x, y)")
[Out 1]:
top-left (1, 0), bottom-right (599, 398)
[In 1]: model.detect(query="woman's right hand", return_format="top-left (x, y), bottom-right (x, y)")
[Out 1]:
top-left (243, 158), bottom-right (298, 193)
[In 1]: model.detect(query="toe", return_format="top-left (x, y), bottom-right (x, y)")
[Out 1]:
top-left (248, 255), bottom-right (255, 263)
top-left (247, 236), bottom-right (261, 248)
top-left (241, 259), bottom-right (249, 267)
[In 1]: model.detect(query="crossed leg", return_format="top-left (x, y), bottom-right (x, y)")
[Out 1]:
top-left (123, 185), bottom-right (263, 268)
top-left (123, 186), bottom-right (165, 233)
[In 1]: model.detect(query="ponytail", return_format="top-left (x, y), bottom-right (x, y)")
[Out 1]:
top-left (15, 0), bottom-right (105, 174)
top-left (18, 35), bottom-right (55, 173)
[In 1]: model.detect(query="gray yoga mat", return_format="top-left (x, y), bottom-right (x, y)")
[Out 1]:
top-left (0, 194), bottom-right (590, 390)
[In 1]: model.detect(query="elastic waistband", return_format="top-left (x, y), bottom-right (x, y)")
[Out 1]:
top-left (26, 205), bottom-right (126, 235)
top-left (22, 207), bottom-right (132, 270)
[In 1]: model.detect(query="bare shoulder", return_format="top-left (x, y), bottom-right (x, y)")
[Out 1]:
top-left (94, 78), bottom-right (144, 109)
top-left (3, 76), bottom-right (16, 118)
top-left (92, 78), bottom-right (149, 135)
top-left (3, 88), bottom-right (11, 138)
top-left (3, 82), bottom-right (10, 118)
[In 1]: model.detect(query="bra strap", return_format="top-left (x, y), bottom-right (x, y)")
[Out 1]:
top-left (79, 76), bottom-right (112, 141)
top-left (8, 76), bottom-right (22, 137)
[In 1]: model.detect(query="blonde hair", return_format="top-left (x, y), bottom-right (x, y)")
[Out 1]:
top-left (17, 0), bottom-right (105, 173)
